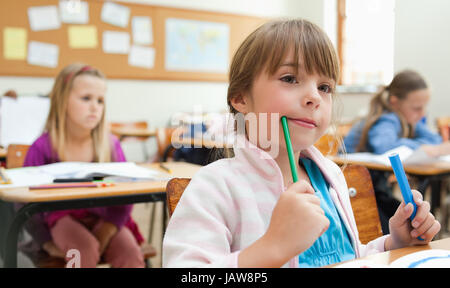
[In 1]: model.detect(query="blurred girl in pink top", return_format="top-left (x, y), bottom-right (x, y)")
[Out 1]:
top-left (23, 63), bottom-right (144, 268)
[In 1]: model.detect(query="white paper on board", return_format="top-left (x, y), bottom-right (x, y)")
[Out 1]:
top-left (101, 2), bottom-right (130, 28)
top-left (102, 31), bottom-right (130, 54)
top-left (27, 41), bottom-right (59, 68)
top-left (128, 45), bottom-right (155, 69)
top-left (132, 16), bottom-right (153, 45)
top-left (28, 5), bottom-right (61, 31)
top-left (59, 0), bottom-right (89, 24)
top-left (0, 96), bottom-right (50, 148)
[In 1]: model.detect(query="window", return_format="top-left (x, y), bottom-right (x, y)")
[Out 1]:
top-left (337, 0), bottom-right (395, 86)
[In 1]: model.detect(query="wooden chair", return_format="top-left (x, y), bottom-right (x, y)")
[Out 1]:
top-left (436, 117), bottom-right (450, 142)
top-left (110, 121), bottom-right (149, 140)
top-left (341, 164), bottom-right (383, 244)
top-left (166, 178), bottom-right (191, 217)
top-left (165, 164), bottom-right (382, 244)
top-left (314, 134), bottom-right (339, 156)
top-left (6, 144), bottom-right (30, 169)
top-left (109, 121), bottom-right (150, 161)
top-left (155, 127), bottom-right (178, 162)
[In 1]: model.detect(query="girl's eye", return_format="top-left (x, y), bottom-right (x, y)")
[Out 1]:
top-left (280, 75), bottom-right (298, 84)
top-left (318, 84), bottom-right (333, 94)
top-left (98, 99), bottom-right (104, 105)
top-left (82, 96), bottom-right (91, 101)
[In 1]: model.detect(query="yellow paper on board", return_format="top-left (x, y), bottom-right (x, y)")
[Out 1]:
top-left (3, 27), bottom-right (27, 60)
top-left (68, 25), bottom-right (98, 48)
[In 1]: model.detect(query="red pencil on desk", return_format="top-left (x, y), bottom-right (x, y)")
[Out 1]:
top-left (29, 182), bottom-right (115, 190)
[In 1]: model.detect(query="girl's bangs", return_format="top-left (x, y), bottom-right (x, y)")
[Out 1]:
top-left (264, 21), bottom-right (339, 83)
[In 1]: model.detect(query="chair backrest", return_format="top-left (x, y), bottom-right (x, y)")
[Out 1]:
top-left (6, 144), bottom-right (30, 169)
top-left (109, 121), bottom-right (148, 130)
top-left (342, 164), bottom-right (383, 244)
top-left (436, 117), bottom-right (450, 142)
top-left (166, 178), bottom-right (191, 217)
top-left (156, 127), bottom-right (178, 162)
top-left (314, 134), bottom-right (339, 156)
top-left (109, 121), bottom-right (149, 141)
top-left (165, 164), bottom-right (382, 244)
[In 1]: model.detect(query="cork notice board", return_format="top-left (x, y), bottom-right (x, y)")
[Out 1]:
top-left (0, 0), bottom-right (266, 81)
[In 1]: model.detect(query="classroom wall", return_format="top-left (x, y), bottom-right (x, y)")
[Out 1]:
top-left (0, 0), bottom-right (327, 129)
top-left (394, 0), bottom-right (450, 124)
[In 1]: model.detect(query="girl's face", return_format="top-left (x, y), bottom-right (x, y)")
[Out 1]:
top-left (237, 51), bottom-right (334, 153)
top-left (390, 88), bottom-right (430, 125)
top-left (66, 75), bottom-right (106, 133)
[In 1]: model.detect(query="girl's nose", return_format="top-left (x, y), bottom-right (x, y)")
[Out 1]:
top-left (302, 85), bottom-right (321, 109)
top-left (90, 100), bottom-right (100, 111)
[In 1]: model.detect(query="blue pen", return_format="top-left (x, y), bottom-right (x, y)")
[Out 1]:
top-left (388, 153), bottom-right (424, 240)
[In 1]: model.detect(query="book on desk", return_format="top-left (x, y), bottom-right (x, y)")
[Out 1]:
top-left (0, 162), bottom-right (170, 188)
top-left (341, 145), bottom-right (450, 166)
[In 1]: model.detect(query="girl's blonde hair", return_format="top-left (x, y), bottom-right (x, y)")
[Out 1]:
top-left (45, 63), bottom-right (111, 162)
top-left (209, 18), bottom-right (340, 161)
top-left (356, 70), bottom-right (428, 152)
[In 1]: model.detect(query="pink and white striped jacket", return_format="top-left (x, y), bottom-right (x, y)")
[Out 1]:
top-left (163, 135), bottom-right (388, 267)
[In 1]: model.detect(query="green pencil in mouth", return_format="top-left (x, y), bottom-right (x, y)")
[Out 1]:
top-left (281, 116), bottom-right (298, 183)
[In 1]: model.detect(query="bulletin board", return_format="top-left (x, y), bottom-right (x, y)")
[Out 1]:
top-left (0, 0), bottom-right (267, 81)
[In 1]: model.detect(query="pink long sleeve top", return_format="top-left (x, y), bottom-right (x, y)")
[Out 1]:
top-left (163, 134), bottom-right (388, 267)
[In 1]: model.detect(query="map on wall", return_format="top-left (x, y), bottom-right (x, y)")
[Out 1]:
top-left (165, 18), bottom-right (229, 73)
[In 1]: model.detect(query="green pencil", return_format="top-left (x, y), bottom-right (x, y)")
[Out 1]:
top-left (281, 116), bottom-right (298, 183)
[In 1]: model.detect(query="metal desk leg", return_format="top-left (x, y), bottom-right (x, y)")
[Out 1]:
top-left (3, 202), bottom-right (41, 268)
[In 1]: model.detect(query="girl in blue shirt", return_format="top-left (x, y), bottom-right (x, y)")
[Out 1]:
top-left (344, 70), bottom-right (450, 233)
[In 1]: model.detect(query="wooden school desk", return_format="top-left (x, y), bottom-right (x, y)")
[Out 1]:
top-left (329, 237), bottom-right (450, 267)
top-left (328, 155), bottom-right (450, 213)
top-left (0, 162), bottom-right (201, 268)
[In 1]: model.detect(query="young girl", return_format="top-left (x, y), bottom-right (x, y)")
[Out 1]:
top-left (343, 70), bottom-right (450, 233)
top-left (162, 19), bottom-right (440, 268)
top-left (23, 63), bottom-right (145, 268)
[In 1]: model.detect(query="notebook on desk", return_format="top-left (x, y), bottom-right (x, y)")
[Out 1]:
top-left (341, 146), bottom-right (450, 166)
top-left (335, 249), bottom-right (450, 268)
top-left (0, 162), bottom-right (168, 188)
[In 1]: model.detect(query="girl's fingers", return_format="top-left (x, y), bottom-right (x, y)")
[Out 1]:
top-left (411, 200), bottom-right (430, 229)
top-left (411, 212), bottom-right (435, 238)
top-left (415, 220), bottom-right (441, 241)
top-left (412, 190), bottom-right (423, 206)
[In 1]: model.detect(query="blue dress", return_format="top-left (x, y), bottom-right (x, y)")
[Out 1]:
top-left (297, 158), bottom-right (356, 267)
top-left (343, 112), bottom-right (442, 154)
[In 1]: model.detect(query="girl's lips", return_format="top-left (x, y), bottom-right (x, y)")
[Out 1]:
top-left (288, 117), bottom-right (317, 129)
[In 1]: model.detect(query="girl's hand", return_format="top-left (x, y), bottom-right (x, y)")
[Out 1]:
top-left (93, 221), bottom-right (118, 255)
top-left (385, 190), bottom-right (441, 251)
top-left (420, 145), bottom-right (439, 157)
top-left (263, 180), bottom-right (329, 264)
top-left (421, 142), bottom-right (450, 158)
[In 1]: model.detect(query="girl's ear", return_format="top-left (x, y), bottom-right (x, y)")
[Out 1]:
top-left (389, 95), bottom-right (399, 107)
top-left (230, 92), bottom-right (250, 114)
